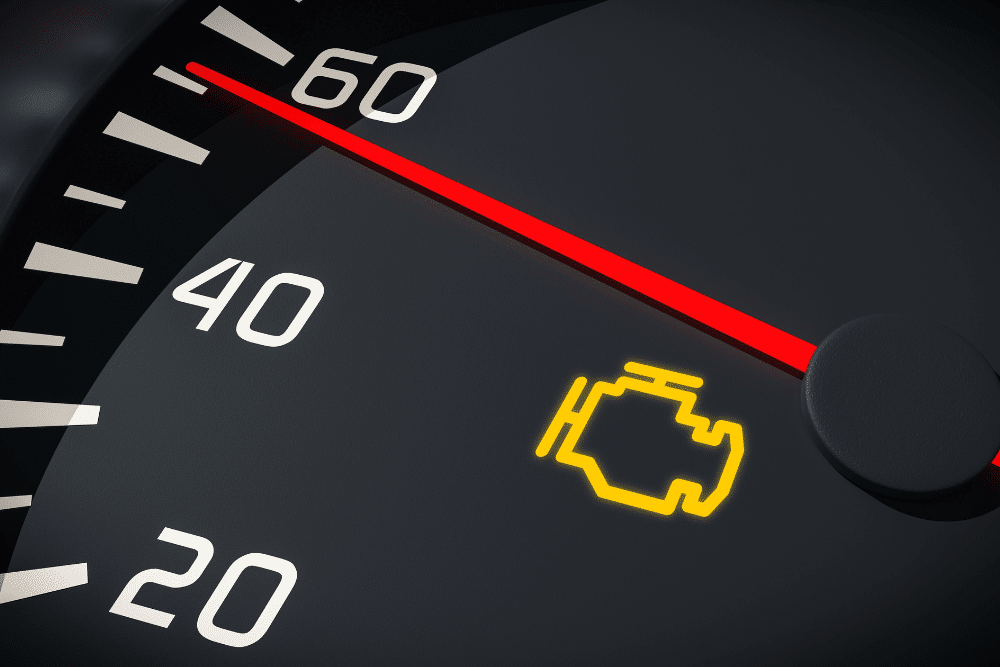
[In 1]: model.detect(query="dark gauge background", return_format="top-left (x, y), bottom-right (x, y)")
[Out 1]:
top-left (3, 1), bottom-right (1000, 665)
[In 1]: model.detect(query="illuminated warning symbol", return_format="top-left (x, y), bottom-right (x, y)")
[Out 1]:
top-left (536, 362), bottom-right (744, 517)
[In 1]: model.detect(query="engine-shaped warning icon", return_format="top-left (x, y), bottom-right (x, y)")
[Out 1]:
top-left (536, 362), bottom-right (744, 517)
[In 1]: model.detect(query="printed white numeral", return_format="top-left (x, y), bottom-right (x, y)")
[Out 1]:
top-left (236, 273), bottom-right (325, 347)
top-left (174, 260), bottom-right (323, 346)
top-left (113, 529), bottom-right (298, 648)
top-left (109, 528), bottom-right (214, 628)
top-left (358, 62), bottom-right (437, 123)
top-left (291, 48), bottom-right (377, 109)
top-left (197, 553), bottom-right (298, 648)
top-left (172, 258), bottom-right (254, 331)
top-left (292, 48), bottom-right (437, 122)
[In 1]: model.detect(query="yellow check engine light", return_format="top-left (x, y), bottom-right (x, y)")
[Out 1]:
top-left (536, 362), bottom-right (745, 517)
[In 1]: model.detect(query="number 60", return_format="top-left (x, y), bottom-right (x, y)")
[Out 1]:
top-left (291, 47), bottom-right (437, 123)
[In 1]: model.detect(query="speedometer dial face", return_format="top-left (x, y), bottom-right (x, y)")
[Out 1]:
top-left (3, 1), bottom-right (1000, 664)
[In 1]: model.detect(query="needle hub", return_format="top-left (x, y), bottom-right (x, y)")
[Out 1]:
top-left (802, 314), bottom-right (1000, 498)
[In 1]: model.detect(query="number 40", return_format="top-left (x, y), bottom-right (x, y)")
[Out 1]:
top-left (172, 258), bottom-right (324, 347)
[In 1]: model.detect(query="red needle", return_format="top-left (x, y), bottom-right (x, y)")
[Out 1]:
top-left (187, 62), bottom-right (817, 374)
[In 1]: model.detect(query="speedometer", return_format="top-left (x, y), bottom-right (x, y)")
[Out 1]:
top-left (3, 1), bottom-right (1000, 664)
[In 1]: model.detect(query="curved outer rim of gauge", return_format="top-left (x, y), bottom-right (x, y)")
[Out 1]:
top-left (0, 0), bottom-right (183, 238)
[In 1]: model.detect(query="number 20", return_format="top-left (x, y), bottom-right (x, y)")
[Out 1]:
top-left (109, 528), bottom-right (297, 648)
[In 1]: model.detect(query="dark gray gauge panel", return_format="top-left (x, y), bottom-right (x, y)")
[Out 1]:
top-left (2, 1), bottom-right (1000, 665)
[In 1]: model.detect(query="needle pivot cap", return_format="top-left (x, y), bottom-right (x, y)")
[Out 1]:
top-left (802, 314), bottom-right (1000, 498)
